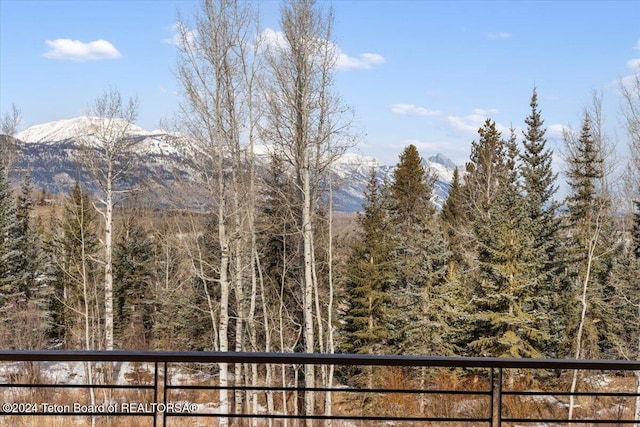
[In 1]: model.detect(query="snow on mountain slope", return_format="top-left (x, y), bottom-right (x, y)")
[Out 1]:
top-left (16, 116), bottom-right (180, 156)
top-left (17, 116), bottom-right (151, 143)
top-left (330, 151), bottom-right (457, 212)
top-left (12, 117), bottom-right (459, 212)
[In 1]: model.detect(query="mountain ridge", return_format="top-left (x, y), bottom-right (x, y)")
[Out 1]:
top-left (8, 118), bottom-right (457, 212)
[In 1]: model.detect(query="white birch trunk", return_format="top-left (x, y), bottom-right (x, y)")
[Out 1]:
top-left (80, 193), bottom-right (96, 427)
top-left (279, 236), bottom-right (289, 427)
top-left (234, 231), bottom-right (245, 420)
top-left (104, 168), bottom-right (114, 351)
top-left (325, 175), bottom-right (335, 425)
top-left (569, 216), bottom-right (601, 420)
top-left (302, 161), bottom-right (315, 421)
top-left (218, 142), bottom-right (230, 427)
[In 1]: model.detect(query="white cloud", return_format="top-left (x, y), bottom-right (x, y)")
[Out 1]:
top-left (548, 124), bottom-right (570, 140)
top-left (163, 23), bottom-right (196, 48)
top-left (44, 39), bottom-right (121, 61)
top-left (485, 32), bottom-right (511, 40)
top-left (336, 52), bottom-right (384, 70)
top-left (258, 28), bottom-right (288, 51)
top-left (446, 111), bottom-right (511, 136)
top-left (259, 28), bottom-right (384, 71)
top-left (612, 58), bottom-right (640, 92)
top-left (447, 114), bottom-right (486, 134)
top-left (628, 58), bottom-right (640, 70)
top-left (472, 108), bottom-right (499, 116)
top-left (635, 39), bottom-right (640, 50)
top-left (391, 104), bottom-right (441, 117)
top-left (403, 138), bottom-right (450, 152)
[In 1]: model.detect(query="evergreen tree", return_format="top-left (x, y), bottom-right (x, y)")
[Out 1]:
top-left (389, 145), bottom-right (432, 233)
top-left (468, 129), bottom-right (546, 357)
top-left (441, 167), bottom-right (469, 270)
top-left (521, 89), bottom-right (558, 213)
top-left (611, 201), bottom-right (640, 362)
top-left (0, 172), bottom-right (51, 348)
top-left (12, 172), bottom-right (40, 297)
top-left (150, 220), bottom-right (191, 350)
top-left (463, 119), bottom-right (508, 219)
top-left (519, 88), bottom-right (565, 356)
top-left (0, 161), bottom-right (16, 304)
top-left (113, 210), bottom-right (156, 349)
top-left (340, 168), bottom-right (394, 355)
top-left (564, 113), bottom-right (621, 359)
top-left (258, 155), bottom-right (302, 353)
top-left (386, 145), bottom-right (453, 355)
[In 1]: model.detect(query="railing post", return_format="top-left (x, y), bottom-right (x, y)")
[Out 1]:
top-left (163, 361), bottom-right (168, 427)
top-left (490, 367), bottom-right (495, 427)
top-left (496, 367), bottom-right (502, 427)
top-left (153, 361), bottom-right (158, 427)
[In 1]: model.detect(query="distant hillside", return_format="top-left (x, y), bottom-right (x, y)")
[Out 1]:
top-left (6, 117), bottom-right (458, 212)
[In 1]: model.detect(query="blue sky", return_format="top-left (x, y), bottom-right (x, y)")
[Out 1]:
top-left (1, 0), bottom-right (639, 167)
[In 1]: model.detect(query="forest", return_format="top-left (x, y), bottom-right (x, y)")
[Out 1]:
top-left (1, 0), bottom-right (640, 422)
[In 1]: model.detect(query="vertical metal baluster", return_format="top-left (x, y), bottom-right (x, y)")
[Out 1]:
top-left (489, 367), bottom-right (495, 427)
top-left (163, 361), bottom-right (168, 427)
top-left (153, 361), bottom-right (158, 427)
top-left (497, 368), bottom-right (503, 427)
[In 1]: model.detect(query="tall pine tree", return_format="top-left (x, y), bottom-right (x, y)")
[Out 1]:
top-left (0, 172), bottom-right (51, 348)
top-left (113, 209), bottom-right (156, 349)
top-left (340, 168), bottom-right (394, 355)
top-left (387, 145), bottom-right (453, 356)
top-left (564, 112), bottom-right (620, 359)
top-left (441, 168), bottom-right (464, 254)
top-left (519, 88), bottom-right (565, 356)
top-left (468, 129), bottom-right (546, 357)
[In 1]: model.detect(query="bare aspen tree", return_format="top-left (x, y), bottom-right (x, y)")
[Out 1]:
top-left (174, 1), bottom-right (259, 424)
top-left (261, 0), bottom-right (352, 420)
top-left (79, 89), bottom-right (140, 351)
top-left (1, 103), bottom-right (21, 175)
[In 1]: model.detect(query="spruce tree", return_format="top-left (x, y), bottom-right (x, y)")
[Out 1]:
top-left (387, 145), bottom-right (453, 355)
top-left (463, 119), bottom-right (508, 219)
top-left (0, 172), bottom-right (51, 348)
top-left (564, 113), bottom-right (621, 359)
top-left (519, 88), bottom-right (565, 356)
top-left (468, 129), bottom-right (546, 357)
top-left (0, 161), bottom-right (15, 298)
top-left (610, 199), bottom-right (640, 362)
top-left (12, 172), bottom-right (40, 298)
top-left (0, 163), bottom-right (18, 346)
top-left (258, 154), bottom-right (301, 353)
top-left (441, 167), bottom-right (469, 270)
top-left (113, 210), bottom-right (156, 349)
top-left (340, 168), bottom-right (394, 355)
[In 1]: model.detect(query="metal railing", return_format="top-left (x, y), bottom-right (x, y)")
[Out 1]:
top-left (0, 350), bottom-right (639, 425)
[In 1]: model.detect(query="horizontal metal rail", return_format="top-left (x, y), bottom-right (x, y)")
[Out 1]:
top-left (0, 351), bottom-right (638, 425)
top-left (1, 350), bottom-right (640, 369)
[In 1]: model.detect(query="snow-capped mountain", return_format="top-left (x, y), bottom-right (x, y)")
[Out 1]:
top-left (16, 116), bottom-right (180, 156)
top-left (329, 152), bottom-right (455, 212)
top-left (9, 118), bottom-right (458, 212)
top-left (17, 116), bottom-right (148, 143)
